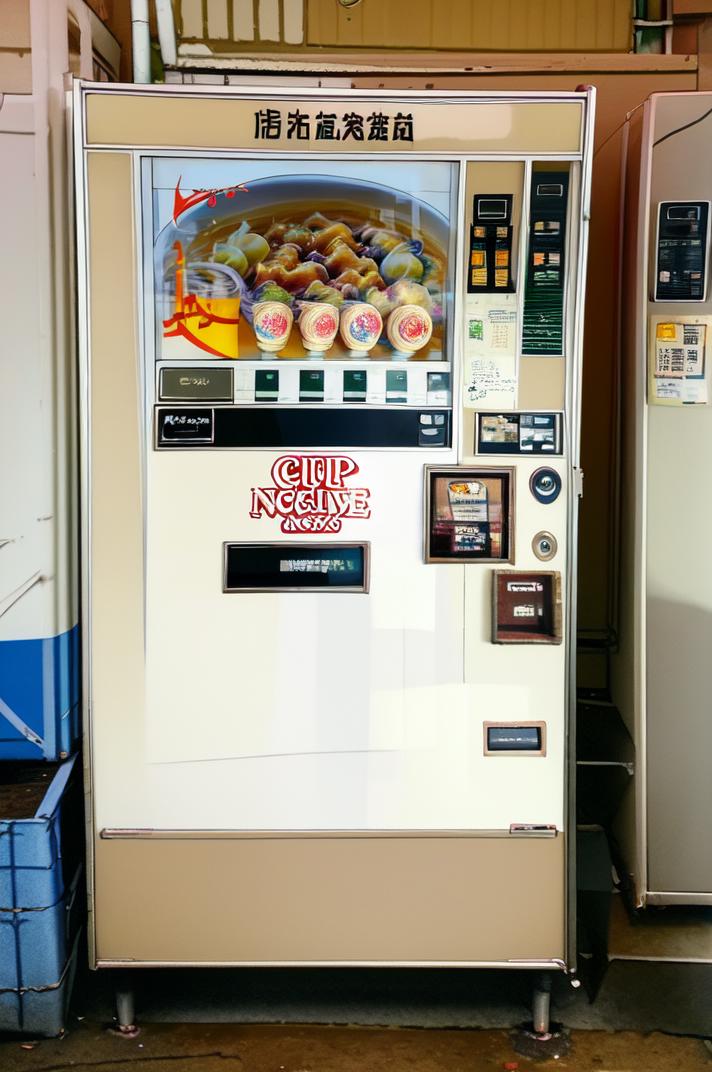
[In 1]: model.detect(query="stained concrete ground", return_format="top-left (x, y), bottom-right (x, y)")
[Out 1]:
top-left (2, 963), bottom-right (712, 1071)
top-left (1, 1022), bottom-right (711, 1072)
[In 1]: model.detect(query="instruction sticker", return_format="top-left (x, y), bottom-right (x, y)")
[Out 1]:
top-left (649, 319), bottom-right (709, 405)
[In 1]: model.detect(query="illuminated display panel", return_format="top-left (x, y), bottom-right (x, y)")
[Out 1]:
top-left (150, 159), bottom-right (457, 364)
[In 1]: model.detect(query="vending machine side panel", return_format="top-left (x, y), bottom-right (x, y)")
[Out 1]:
top-left (0, 91), bottom-right (79, 761)
top-left (616, 92), bottom-right (712, 905)
top-left (643, 93), bottom-right (712, 902)
top-left (611, 100), bottom-right (648, 906)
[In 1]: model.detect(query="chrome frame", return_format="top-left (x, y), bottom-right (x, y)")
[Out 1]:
top-left (475, 410), bottom-right (563, 456)
top-left (423, 465), bottom-right (516, 565)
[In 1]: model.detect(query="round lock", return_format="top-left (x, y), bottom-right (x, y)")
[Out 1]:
top-left (532, 531), bottom-right (558, 561)
top-left (530, 467), bottom-right (562, 504)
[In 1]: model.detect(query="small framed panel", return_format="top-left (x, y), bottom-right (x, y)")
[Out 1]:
top-left (424, 467), bottom-right (514, 563)
top-left (158, 367), bottom-right (234, 402)
top-left (477, 412), bottom-right (562, 456)
top-left (654, 201), bottom-right (710, 303)
top-left (483, 722), bottom-right (547, 756)
top-left (155, 407), bottom-right (214, 446)
top-left (223, 542), bottom-right (370, 593)
top-left (493, 571), bottom-right (562, 644)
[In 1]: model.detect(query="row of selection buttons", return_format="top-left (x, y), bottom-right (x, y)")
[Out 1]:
top-left (158, 366), bottom-right (451, 407)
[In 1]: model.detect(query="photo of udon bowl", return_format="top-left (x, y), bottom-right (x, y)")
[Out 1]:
top-left (154, 174), bottom-right (449, 360)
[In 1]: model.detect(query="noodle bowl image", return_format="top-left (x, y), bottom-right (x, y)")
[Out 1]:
top-left (155, 174), bottom-right (449, 360)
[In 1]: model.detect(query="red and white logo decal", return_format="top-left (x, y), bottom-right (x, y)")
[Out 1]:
top-left (249, 455), bottom-right (371, 533)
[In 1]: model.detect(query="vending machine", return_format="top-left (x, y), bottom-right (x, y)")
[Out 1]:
top-left (75, 84), bottom-right (594, 971)
top-left (616, 92), bottom-right (712, 906)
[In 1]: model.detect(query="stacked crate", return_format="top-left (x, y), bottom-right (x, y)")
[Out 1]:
top-left (0, 758), bottom-right (83, 1035)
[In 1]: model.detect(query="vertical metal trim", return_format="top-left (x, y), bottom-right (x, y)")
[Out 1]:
top-left (609, 115), bottom-right (630, 661)
top-left (637, 96), bottom-right (655, 904)
top-left (453, 160), bottom-right (469, 676)
top-left (73, 81), bottom-right (97, 969)
top-left (41, 638), bottom-right (57, 760)
top-left (516, 160), bottom-right (532, 405)
top-left (134, 155), bottom-right (152, 649)
top-left (453, 161), bottom-right (467, 463)
top-left (564, 85), bottom-right (596, 969)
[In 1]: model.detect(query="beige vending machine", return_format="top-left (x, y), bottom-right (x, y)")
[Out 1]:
top-left (74, 84), bottom-right (594, 993)
top-left (617, 92), bottom-right (712, 906)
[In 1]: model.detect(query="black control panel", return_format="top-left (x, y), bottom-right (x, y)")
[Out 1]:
top-left (655, 201), bottom-right (709, 302)
top-left (467, 194), bottom-right (515, 294)
top-left (522, 170), bottom-right (569, 355)
top-left (155, 407), bottom-right (451, 449)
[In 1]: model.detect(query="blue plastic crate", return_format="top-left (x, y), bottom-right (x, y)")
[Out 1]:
top-left (0, 756), bottom-right (79, 909)
top-left (0, 625), bottom-right (80, 760)
top-left (0, 930), bottom-right (81, 1037)
top-left (0, 865), bottom-right (82, 989)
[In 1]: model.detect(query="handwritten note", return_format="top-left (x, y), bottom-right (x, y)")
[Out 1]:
top-left (463, 294), bottom-right (518, 408)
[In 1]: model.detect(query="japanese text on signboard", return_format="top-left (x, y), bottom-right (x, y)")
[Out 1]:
top-left (254, 108), bottom-right (414, 143)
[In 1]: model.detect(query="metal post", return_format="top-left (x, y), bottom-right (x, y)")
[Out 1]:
top-left (532, 972), bottom-right (552, 1038)
top-left (114, 985), bottom-right (139, 1037)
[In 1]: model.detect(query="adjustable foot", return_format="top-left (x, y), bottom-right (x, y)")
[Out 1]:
top-left (511, 972), bottom-right (570, 1060)
top-left (108, 983), bottom-right (140, 1038)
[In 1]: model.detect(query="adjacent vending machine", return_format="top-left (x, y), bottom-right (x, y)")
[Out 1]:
top-left (616, 92), bottom-right (712, 906)
top-left (75, 84), bottom-right (594, 971)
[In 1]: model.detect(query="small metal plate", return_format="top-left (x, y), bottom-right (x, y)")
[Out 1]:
top-left (159, 367), bottom-right (234, 402)
top-left (156, 407), bottom-right (214, 446)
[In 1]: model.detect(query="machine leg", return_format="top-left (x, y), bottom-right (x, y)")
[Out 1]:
top-left (531, 972), bottom-right (552, 1038)
top-left (511, 971), bottom-right (569, 1059)
top-left (113, 981), bottom-right (140, 1038)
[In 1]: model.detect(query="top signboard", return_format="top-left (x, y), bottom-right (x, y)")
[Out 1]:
top-left (84, 90), bottom-right (585, 156)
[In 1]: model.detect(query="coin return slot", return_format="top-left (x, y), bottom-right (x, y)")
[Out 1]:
top-left (484, 723), bottom-right (546, 755)
top-left (224, 542), bottom-right (369, 593)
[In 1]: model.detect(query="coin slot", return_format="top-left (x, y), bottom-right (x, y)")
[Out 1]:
top-left (532, 531), bottom-right (558, 561)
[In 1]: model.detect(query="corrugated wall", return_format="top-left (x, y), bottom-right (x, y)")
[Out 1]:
top-left (174, 0), bottom-right (633, 52)
top-left (307, 0), bottom-right (632, 52)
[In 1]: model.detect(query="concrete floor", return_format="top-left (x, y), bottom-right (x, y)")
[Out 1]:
top-left (2, 958), bottom-right (712, 1070)
top-left (76, 961), bottom-right (712, 1035)
top-left (1, 1022), bottom-right (711, 1072)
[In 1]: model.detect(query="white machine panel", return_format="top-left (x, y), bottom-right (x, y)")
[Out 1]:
top-left (77, 85), bottom-right (594, 966)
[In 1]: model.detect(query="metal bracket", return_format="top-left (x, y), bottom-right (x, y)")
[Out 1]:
top-left (573, 467), bottom-right (584, 498)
